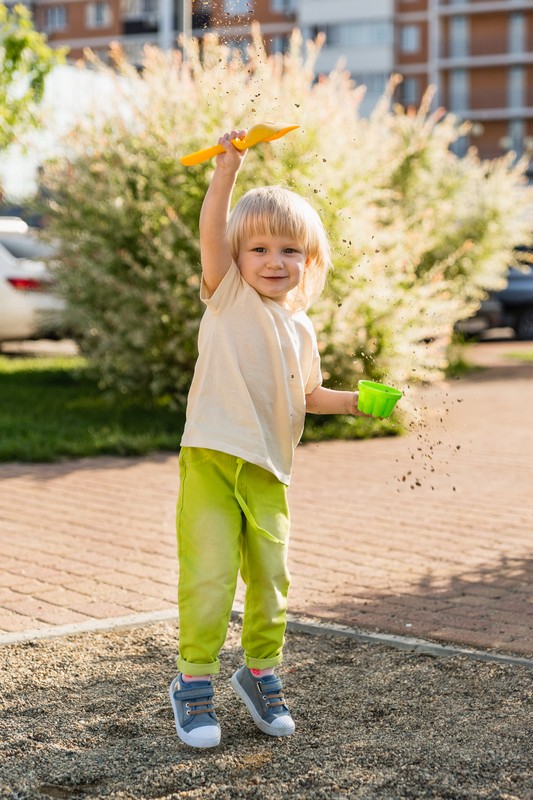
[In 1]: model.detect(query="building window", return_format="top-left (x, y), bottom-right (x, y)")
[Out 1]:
top-left (228, 39), bottom-right (249, 59)
top-left (317, 20), bottom-right (393, 49)
top-left (449, 16), bottom-right (468, 58)
top-left (402, 76), bottom-right (419, 106)
top-left (224, 0), bottom-right (250, 15)
top-left (508, 67), bottom-right (524, 108)
top-left (353, 72), bottom-right (390, 96)
top-left (86, 2), bottom-right (112, 28)
top-left (271, 35), bottom-right (290, 54)
top-left (451, 137), bottom-right (468, 157)
top-left (123, 0), bottom-right (157, 21)
top-left (509, 13), bottom-right (525, 53)
top-left (400, 25), bottom-right (420, 54)
top-left (449, 68), bottom-right (468, 112)
top-left (271, 0), bottom-right (295, 12)
top-left (45, 6), bottom-right (67, 31)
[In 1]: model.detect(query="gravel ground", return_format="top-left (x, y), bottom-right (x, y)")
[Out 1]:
top-left (1, 620), bottom-right (532, 800)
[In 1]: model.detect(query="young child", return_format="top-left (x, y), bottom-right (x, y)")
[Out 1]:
top-left (169, 129), bottom-right (369, 748)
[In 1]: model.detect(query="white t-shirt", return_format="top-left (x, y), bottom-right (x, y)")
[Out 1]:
top-left (180, 262), bottom-right (322, 485)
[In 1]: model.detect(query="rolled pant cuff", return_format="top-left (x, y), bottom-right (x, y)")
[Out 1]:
top-left (244, 654), bottom-right (283, 670)
top-left (178, 657), bottom-right (220, 676)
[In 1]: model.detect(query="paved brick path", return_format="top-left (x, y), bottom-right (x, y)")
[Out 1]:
top-left (1, 341), bottom-right (532, 655)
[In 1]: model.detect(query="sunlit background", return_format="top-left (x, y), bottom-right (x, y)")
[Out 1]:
top-left (2, 0), bottom-right (533, 196)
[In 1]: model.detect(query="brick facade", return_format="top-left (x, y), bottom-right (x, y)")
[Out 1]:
top-left (395, 0), bottom-right (533, 164)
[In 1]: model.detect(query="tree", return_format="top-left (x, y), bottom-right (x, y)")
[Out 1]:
top-left (0, 3), bottom-right (66, 151)
top-left (40, 28), bottom-right (533, 425)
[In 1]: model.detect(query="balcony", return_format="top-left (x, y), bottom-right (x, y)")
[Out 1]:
top-left (437, 1), bottom-right (533, 16)
top-left (445, 103), bottom-right (533, 121)
top-left (123, 16), bottom-right (158, 34)
top-left (438, 51), bottom-right (533, 69)
top-left (440, 33), bottom-right (530, 59)
top-left (468, 89), bottom-right (533, 108)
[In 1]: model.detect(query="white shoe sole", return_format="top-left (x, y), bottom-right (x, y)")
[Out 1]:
top-left (230, 672), bottom-right (295, 737)
top-left (169, 677), bottom-right (221, 748)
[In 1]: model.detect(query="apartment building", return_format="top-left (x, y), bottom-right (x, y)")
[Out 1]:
top-left (298, 0), bottom-right (394, 117)
top-left (29, 0), bottom-right (121, 60)
top-left (19, 0), bottom-right (533, 162)
top-left (395, 0), bottom-right (533, 161)
top-left (120, 0), bottom-right (298, 61)
top-left (21, 0), bottom-right (296, 62)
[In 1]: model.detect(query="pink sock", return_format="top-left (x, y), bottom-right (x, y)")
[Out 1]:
top-left (250, 667), bottom-right (275, 678)
top-left (182, 674), bottom-right (211, 682)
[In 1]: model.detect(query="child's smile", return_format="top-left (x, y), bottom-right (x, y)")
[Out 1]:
top-left (237, 234), bottom-right (308, 304)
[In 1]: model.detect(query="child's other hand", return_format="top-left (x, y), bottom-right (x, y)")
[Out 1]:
top-left (215, 130), bottom-right (247, 173)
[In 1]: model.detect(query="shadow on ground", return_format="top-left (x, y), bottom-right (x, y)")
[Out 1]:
top-left (296, 554), bottom-right (533, 659)
top-left (1, 620), bottom-right (531, 800)
top-left (0, 452), bottom-right (178, 482)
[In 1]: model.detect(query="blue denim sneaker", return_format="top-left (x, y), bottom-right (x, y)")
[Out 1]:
top-left (169, 674), bottom-right (221, 748)
top-left (230, 666), bottom-right (295, 737)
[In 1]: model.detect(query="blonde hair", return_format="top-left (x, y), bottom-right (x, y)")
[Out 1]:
top-left (227, 186), bottom-right (331, 310)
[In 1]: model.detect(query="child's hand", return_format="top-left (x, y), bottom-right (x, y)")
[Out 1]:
top-left (352, 391), bottom-right (383, 419)
top-left (215, 130), bottom-right (247, 173)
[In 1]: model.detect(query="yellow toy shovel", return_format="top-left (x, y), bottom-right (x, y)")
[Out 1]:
top-left (180, 123), bottom-right (299, 166)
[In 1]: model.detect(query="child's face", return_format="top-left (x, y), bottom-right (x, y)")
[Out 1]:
top-left (236, 233), bottom-right (308, 305)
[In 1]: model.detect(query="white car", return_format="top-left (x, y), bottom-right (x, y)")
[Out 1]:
top-left (0, 217), bottom-right (64, 341)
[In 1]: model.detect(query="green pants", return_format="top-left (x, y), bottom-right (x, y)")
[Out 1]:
top-left (176, 446), bottom-right (291, 675)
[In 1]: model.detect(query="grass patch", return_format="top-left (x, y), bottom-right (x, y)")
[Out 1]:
top-left (0, 355), bottom-right (402, 463)
top-left (303, 412), bottom-right (401, 442)
top-left (0, 355), bottom-right (184, 462)
top-left (505, 350), bottom-right (533, 362)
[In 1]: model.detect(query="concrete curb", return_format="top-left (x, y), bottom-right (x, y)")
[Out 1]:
top-left (0, 608), bottom-right (178, 646)
top-left (282, 615), bottom-right (533, 671)
top-left (1, 604), bottom-right (532, 671)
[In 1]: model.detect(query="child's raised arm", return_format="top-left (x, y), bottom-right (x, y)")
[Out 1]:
top-left (199, 130), bottom-right (246, 294)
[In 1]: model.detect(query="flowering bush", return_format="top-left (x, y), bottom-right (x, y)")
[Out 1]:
top-left (41, 26), bottom-right (533, 419)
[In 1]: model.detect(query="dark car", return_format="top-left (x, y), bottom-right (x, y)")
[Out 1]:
top-left (456, 248), bottom-right (533, 340)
